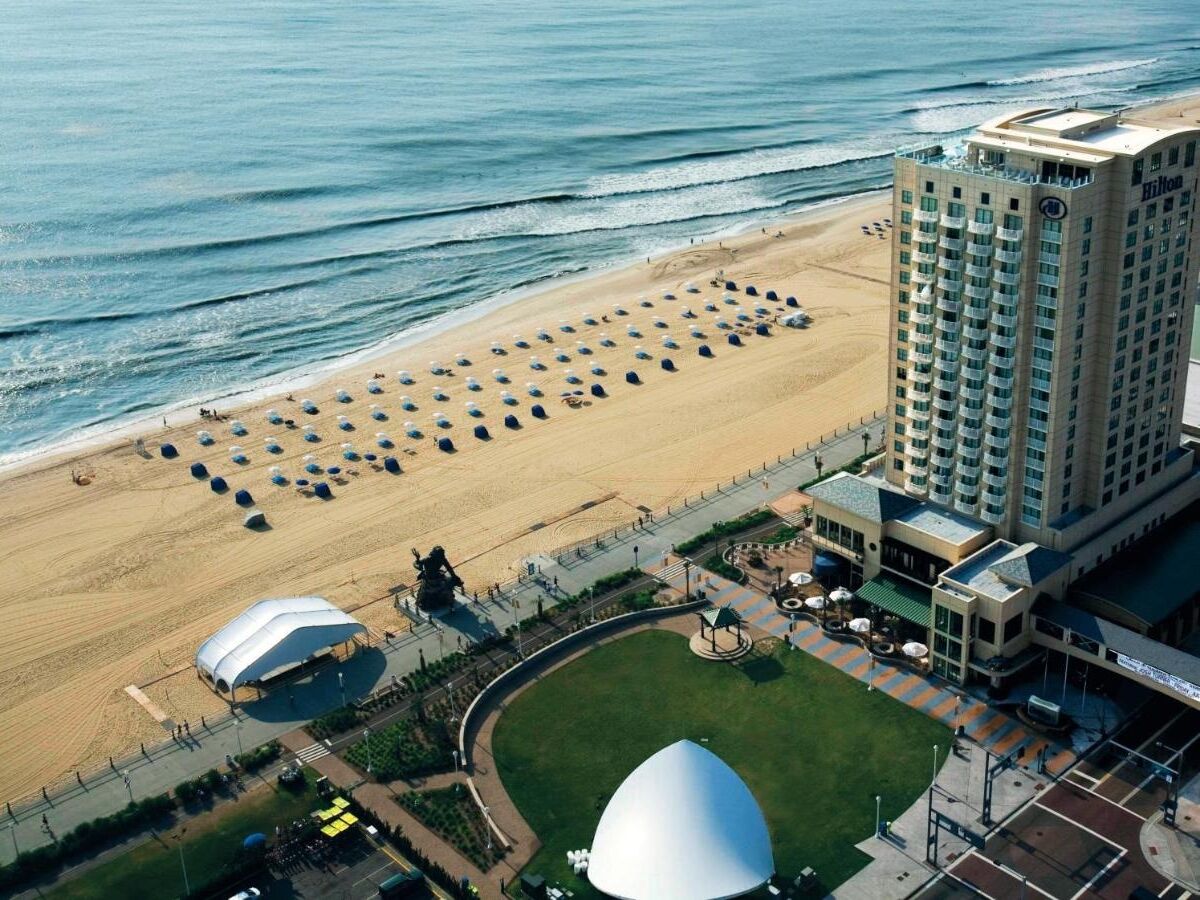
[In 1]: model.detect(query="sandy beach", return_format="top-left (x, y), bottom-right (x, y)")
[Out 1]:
top-left (1, 90), bottom-right (1197, 804)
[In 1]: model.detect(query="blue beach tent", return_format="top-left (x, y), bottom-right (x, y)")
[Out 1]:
top-left (160, 443), bottom-right (178, 459)
top-left (531, 404), bottom-right (547, 419)
top-left (786, 296), bottom-right (799, 308)
top-left (755, 323), bottom-right (770, 336)
top-left (661, 358), bottom-right (676, 372)
top-left (384, 456), bottom-right (401, 474)
top-left (625, 371), bottom-right (640, 385)
top-left (210, 476), bottom-right (228, 493)
top-left (504, 414), bottom-right (520, 428)
top-left (234, 489), bottom-right (254, 507)
top-left (190, 462), bottom-right (208, 479)
top-left (745, 285), bottom-right (758, 296)
top-left (698, 344), bottom-right (713, 358)
top-left (728, 333), bottom-right (743, 346)
top-left (724, 280), bottom-right (737, 290)
top-left (314, 482), bottom-right (333, 499)
top-left (437, 437), bottom-right (455, 452)
top-left (590, 383), bottom-right (605, 397)
top-left (766, 290), bottom-right (778, 301)
top-left (473, 425), bottom-right (490, 440)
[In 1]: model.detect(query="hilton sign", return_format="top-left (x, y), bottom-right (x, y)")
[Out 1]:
top-left (1142, 173), bottom-right (1184, 202)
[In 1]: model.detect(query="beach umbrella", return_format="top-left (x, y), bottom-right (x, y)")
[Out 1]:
top-left (160, 443), bottom-right (178, 459)
top-left (902, 642), bottom-right (929, 659)
top-left (576, 340), bottom-right (591, 354)
top-left (536, 327), bottom-right (551, 341)
top-left (229, 420), bottom-right (247, 436)
top-left (397, 370), bottom-right (414, 384)
top-left (465, 401), bottom-right (481, 416)
top-left (455, 353), bottom-right (470, 366)
top-left (336, 388), bottom-right (351, 402)
top-left (501, 390), bottom-right (517, 405)
top-left (598, 332), bottom-right (614, 347)
top-left (531, 404), bottom-right (547, 419)
top-left (590, 364), bottom-right (604, 375)
top-left (376, 432), bottom-right (392, 448)
top-left (229, 445), bottom-right (248, 463)
top-left (383, 456), bottom-right (401, 474)
top-left (680, 306), bottom-right (692, 318)
top-left (662, 291), bottom-right (675, 300)
top-left (612, 304), bottom-right (627, 315)
top-left (639, 296), bottom-right (652, 307)
top-left (314, 482), bottom-right (333, 499)
top-left (197, 430), bottom-right (214, 445)
top-left (660, 358), bottom-right (676, 372)
top-left (559, 319), bottom-right (573, 333)
top-left (788, 572), bottom-right (813, 586)
top-left (265, 408), bottom-right (283, 424)
top-left (429, 360), bottom-right (445, 374)
top-left (727, 333), bottom-right (743, 346)
top-left (564, 369), bottom-right (581, 384)
top-left (555, 351), bottom-right (570, 363)
top-left (830, 587), bottom-right (853, 605)
top-left (437, 437), bottom-right (454, 452)
top-left (190, 462), bottom-right (208, 479)
top-left (662, 335), bottom-right (678, 349)
top-left (582, 314), bottom-right (598, 325)
top-left (634, 346), bottom-right (650, 360)
top-left (404, 421), bottom-right (421, 438)
top-left (526, 382), bottom-right (541, 396)
top-left (504, 414), bottom-right (520, 429)
top-left (491, 340), bottom-right (504, 354)
top-left (723, 293), bottom-right (737, 304)
top-left (626, 325), bottom-right (641, 338)
top-left (337, 415), bottom-right (353, 431)
top-left (465, 377), bottom-right (481, 390)
top-left (369, 404), bottom-right (386, 421)
top-left (400, 395), bottom-right (416, 411)
top-left (432, 412), bottom-right (449, 427)
top-left (804, 595), bottom-right (827, 610)
top-left (243, 510), bottom-right (266, 528)
top-left (432, 387), bottom-right (449, 401)
top-left (493, 368), bottom-right (508, 383)
top-left (264, 437), bottom-right (282, 453)
top-left (849, 618), bottom-right (872, 634)
top-left (685, 281), bottom-right (698, 293)
top-left (300, 399), bottom-right (318, 414)
top-left (366, 379), bottom-right (382, 394)
top-left (514, 334), bottom-right (530, 348)
top-left (590, 383), bottom-right (605, 397)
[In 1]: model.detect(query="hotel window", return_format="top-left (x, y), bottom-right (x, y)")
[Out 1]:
top-left (1083, 216), bottom-right (1092, 233)
top-left (975, 208), bottom-right (994, 224)
top-left (920, 196), bottom-right (938, 211)
top-left (1009, 198), bottom-right (1019, 211)
top-left (1186, 141), bottom-right (1196, 167)
top-left (899, 251), bottom-right (911, 265)
top-left (901, 210), bottom-right (912, 225)
top-left (948, 201), bottom-right (965, 217)
top-left (952, 187), bottom-right (961, 199)
top-left (1169, 146), bottom-right (1179, 167)
top-left (1082, 238), bottom-right (1091, 256)
top-left (902, 189), bottom-right (913, 204)
top-left (925, 181), bottom-right (934, 194)
top-left (981, 192), bottom-right (990, 205)
top-left (1132, 158), bottom-right (1144, 186)
top-left (1150, 152), bottom-right (1162, 173)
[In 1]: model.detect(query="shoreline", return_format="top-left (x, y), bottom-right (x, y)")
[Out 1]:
top-left (0, 187), bottom-right (888, 478)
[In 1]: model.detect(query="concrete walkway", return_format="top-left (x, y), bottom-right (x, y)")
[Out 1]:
top-left (1, 415), bottom-right (882, 867)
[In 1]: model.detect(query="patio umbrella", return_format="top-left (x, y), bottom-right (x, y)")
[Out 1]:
top-left (902, 641), bottom-right (929, 658)
top-left (243, 832), bottom-right (267, 849)
top-left (804, 595), bottom-right (827, 610)
top-left (848, 617), bottom-right (871, 634)
top-left (788, 572), bottom-right (814, 586)
top-left (829, 587), bottom-right (853, 605)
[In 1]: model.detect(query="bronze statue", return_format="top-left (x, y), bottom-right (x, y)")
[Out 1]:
top-left (411, 545), bottom-right (464, 611)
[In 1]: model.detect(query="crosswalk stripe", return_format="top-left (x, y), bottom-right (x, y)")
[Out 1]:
top-left (296, 742), bottom-right (330, 763)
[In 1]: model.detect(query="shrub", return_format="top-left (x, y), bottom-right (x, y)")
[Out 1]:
top-left (309, 704), bottom-right (363, 739)
top-left (700, 551), bottom-right (747, 585)
top-left (676, 508), bottom-right (776, 556)
top-left (619, 589), bottom-right (657, 612)
top-left (234, 740), bottom-right (281, 773)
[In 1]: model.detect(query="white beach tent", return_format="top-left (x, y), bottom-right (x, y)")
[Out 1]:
top-left (195, 597), bottom-right (365, 700)
top-left (588, 740), bottom-right (774, 900)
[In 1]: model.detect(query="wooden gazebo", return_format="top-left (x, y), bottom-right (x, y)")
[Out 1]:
top-left (698, 604), bottom-right (743, 653)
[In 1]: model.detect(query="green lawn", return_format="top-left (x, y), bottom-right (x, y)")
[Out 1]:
top-left (493, 630), bottom-right (950, 896)
top-left (49, 774), bottom-right (319, 900)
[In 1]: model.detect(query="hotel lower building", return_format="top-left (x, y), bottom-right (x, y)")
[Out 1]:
top-left (806, 107), bottom-right (1200, 708)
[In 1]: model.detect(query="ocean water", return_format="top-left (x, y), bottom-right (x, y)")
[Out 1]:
top-left (2, 0), bottom-right (1199, 462)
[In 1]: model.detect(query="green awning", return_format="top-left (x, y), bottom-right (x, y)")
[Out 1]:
top-left (701, 604), bottom-right (743, 628)
top-left (856, 574), bottom-right (932, 627)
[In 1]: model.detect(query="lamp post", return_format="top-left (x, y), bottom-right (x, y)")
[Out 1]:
top-left (363, 728), bottom-right (372, 775)
top-left (588, 586), bottom-right (596, 624)
top-left (337, 670), bottom-right (346, 706)
top-left (482, 805), bottom-right (492, 852)
top-left (6, 823), bottom-right (17, 856)
top-left (683, 559), bottom-right (692, 600)
top-left (452, 749), bottom-right (460, 774)
top-left (121, 770), bottom-right (133, 803)
top-left (633, 545), bottom-right (639, 571)
top-left (932, 744), bottom-right (940, 788)
top-left (875, 795), bottom-right (882, 839)
top-left (513, 606), bottom-right (524, 657)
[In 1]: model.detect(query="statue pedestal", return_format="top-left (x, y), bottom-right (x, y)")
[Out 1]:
top-left (396, 589), bottom-right (474, 624)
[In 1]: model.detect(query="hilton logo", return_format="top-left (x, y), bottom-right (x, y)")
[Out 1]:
top-left (1039, 196), bottom-right (1067, 219)
top-left (1142, 174), bottom-right (1184, 202)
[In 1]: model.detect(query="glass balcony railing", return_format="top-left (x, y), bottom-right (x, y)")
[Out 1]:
top-left (968, 220), bottom-right (994, 236)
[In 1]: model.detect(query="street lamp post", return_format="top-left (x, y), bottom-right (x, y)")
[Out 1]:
top-left (588, 586), bottom-right (596, 624)
top-left (363, 728), bottom-right (372, 775)
top-left (683, 560), bottom-right (692, 600)
top-left (482, 805), bottom-right (492, 852)
top-left (633, 545), bottom-right (639, 571)
top-left (874, 795), bottom-right (882, 839)
top-left (337, 670), bottom-right (346, 706)
top-left (452, 749), bottom-right (460, 774)
top-left (932, 744), bottom-right (939, 788)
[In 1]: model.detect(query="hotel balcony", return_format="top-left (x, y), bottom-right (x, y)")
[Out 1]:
top-left (983, 451), bottom-right (1009, 470)
top-left (984, 429), bottom-right (1007, 449)
top-left (993, 270), bottom-right (1020, 286)
top-left (938, 255), bottom-right (963, 271)
top-left (959, 422), bottom-right (982, 441)
top-left (929, 469), bottom-right (953, 488)
top-left (904, 479), bottom-right (929, 495)
top-left (965, 263), bottom-right (991, 279)
top-left (964, 283), bottom-right (991, 301)
top-left (909, 367), bottom-right (933, 384)
top-left (983, 470), bottom-right (1009, 489)
top-left (991, 311), bottom-right (1017, 329)
top-left (966, 241), bottom-right (992, 257)
top-left (961, 324), bottom-right (988, 342)
top-left (1036, 272), bottom-right (1060, 289)
top-left (994, 248), bottom-right (1022, 264)
top-left (931, 433), bottom-right (956, 452)
top-left (938, 275), bottom-right (963, 292)
top-left (936, 317), bottom-right (960, 335)
top-left (988, 393), bottom-right (1013, 412)
top-left (908, 406), bottom-right (931, 423)
top-left (913, 271), bottom-right (935, 285)
top-left (961, 345), bottom-right (987, 362)
top-left (940, 214), bottom-right (966, 229)
top-left (1026, 433), bottom-right (1047, 452)
top-left (938, 236), bottom-right (965, 252)
top-left (988, 354), bottom-right (1013, 372)
top-left (1039, 228), bottom-right (1062, 244)
top-left (1029, 396), bottom-right (1050, 414)
top-left (968, 220), bottom-right (994, 236)
top-left (1038, 251), bottom-right (1061, 266)
top-left (985, 412), bottom-right (1010, 431)
top-left (954, 497), bottom-right (978, 516)
top-left (1032, 335), bottom-right (1055, 352)
top-left (980, 508), bottom-right (1005, 524)
top-left (987, 372), bottom-right (1013, 391)
top-left (933, 395), bottom-right (957, 413)
top-left (910, 308), bottom-right (934, 325)
top-left (956, 462), bottom-right (981, 482)
top-left (991, 332), bottom-right (1017, 349)
top-left (958, 383), bottom-right (984, 402)
top-left (935, 337), bottom-right (961, 355)
top-left (914, 209), bottom-right (939, 224)
top-left (913, 250), bottom-right (937, 265)
top-left (992, 299), bottom-right (1017, 317)
top-left (935, 295), bottom-right (961, 314)
top-left (1034, 313), bottom-right (1057, 331)
top-left (995, 225), bottom-right (1023, 241)
top-left (905, 459), bottom-right (928, 477)
top-left (933, 371), bottom-right (957, 389)
top-left (910, 347), bottom-right (934, 365)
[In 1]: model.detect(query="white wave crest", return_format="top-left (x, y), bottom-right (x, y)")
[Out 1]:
top-left (987, 58), bottom-right (1157, 87)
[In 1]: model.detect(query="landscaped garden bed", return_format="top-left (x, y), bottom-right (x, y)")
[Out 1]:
top-left (344, 716), bottom-right (456, 782)
top-left (397, 784), bottom-right (507, 872)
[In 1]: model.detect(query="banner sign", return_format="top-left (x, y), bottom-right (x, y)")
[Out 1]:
top-left (1115, 653), bottom-right (1200, 703)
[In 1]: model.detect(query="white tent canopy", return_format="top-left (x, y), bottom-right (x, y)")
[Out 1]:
top-left (195, 597), bottom-right (365, 695)
top-left (588, 740), bottom-right (774, 900)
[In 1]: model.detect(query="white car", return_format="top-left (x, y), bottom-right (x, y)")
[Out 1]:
top-left (228, 890), bottom-right (261, 900)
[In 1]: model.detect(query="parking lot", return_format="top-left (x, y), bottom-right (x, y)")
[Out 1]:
top-left (248, 829), bottom-right (436, 899)
top-left (916, 700), bottom-right (1199, 900)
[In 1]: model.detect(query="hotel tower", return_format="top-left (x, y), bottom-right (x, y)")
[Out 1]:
top-left (886, 107), bottom-right (1200, 555)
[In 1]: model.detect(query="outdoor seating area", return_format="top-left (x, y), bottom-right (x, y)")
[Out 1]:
top-left (314, 796), bottom-right (359, 839)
